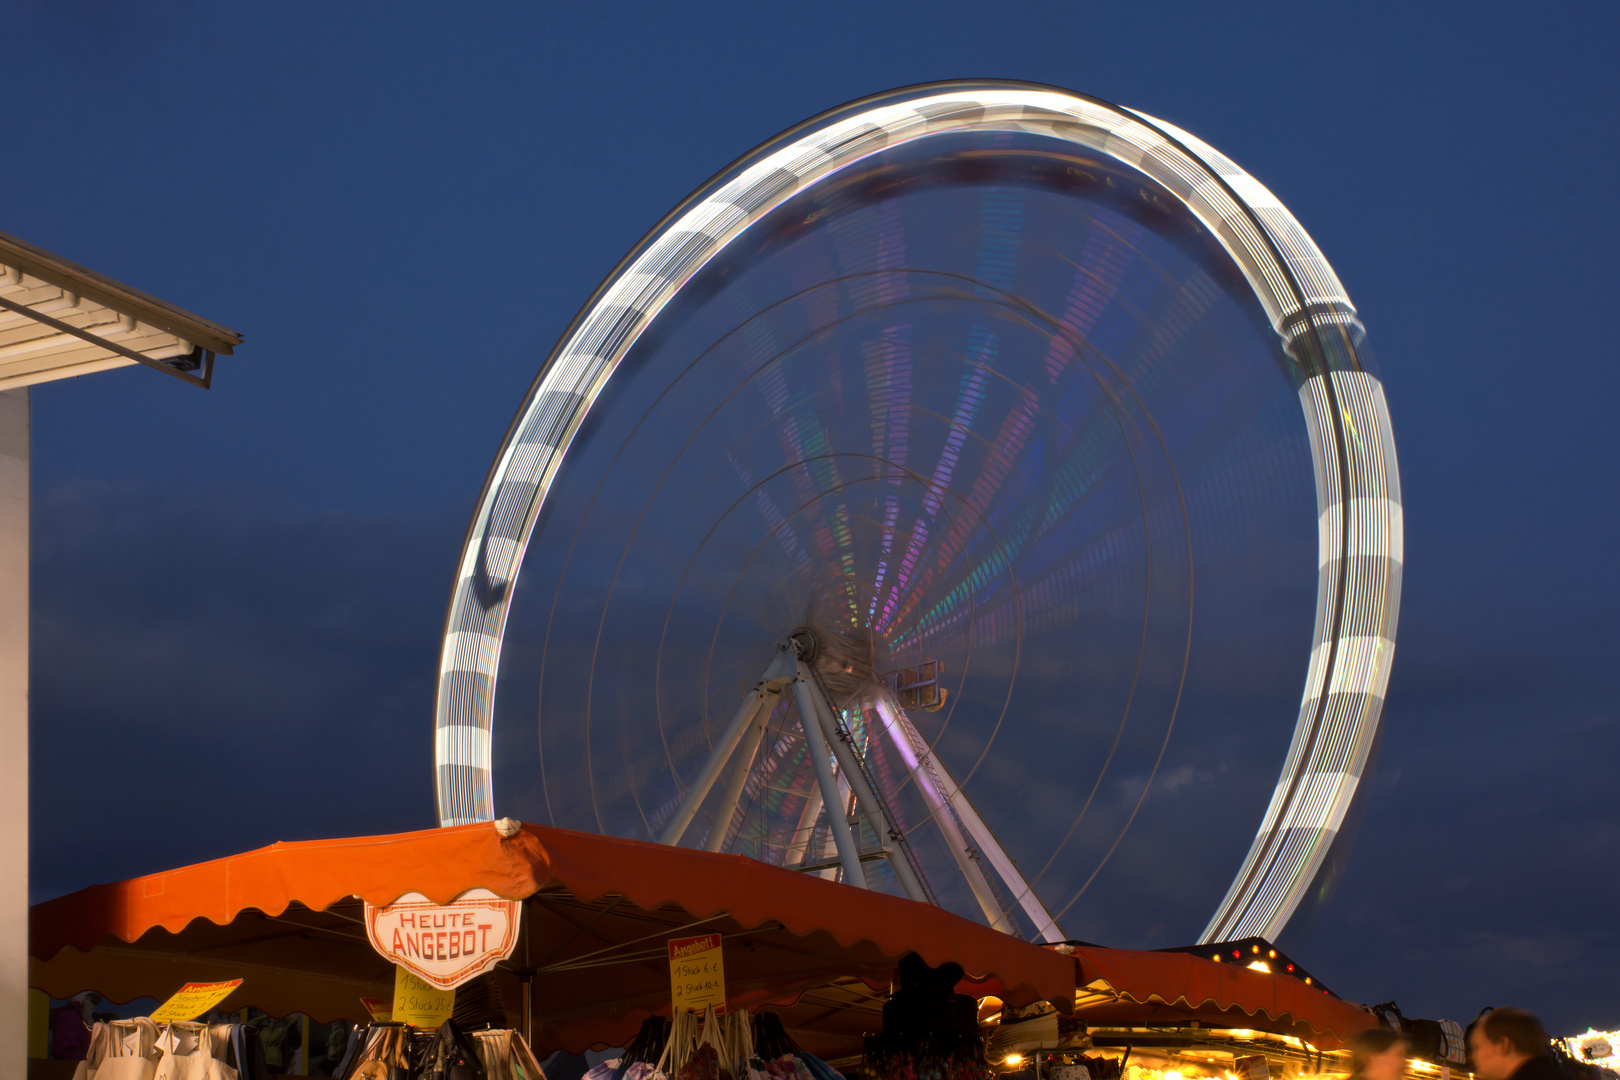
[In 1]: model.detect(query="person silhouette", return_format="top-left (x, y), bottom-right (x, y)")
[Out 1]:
top-left (1350, 1028), bottom-right (1409, 1080)
top-left (1470, 1008), bottom-right (1561, 1080)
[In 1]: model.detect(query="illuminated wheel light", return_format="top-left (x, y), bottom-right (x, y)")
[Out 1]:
top-left (431, 82), bottom-right (1402, 946)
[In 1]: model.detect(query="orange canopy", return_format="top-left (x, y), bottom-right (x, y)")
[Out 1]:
top-left (1069, 946), bottom-right (1374, 1049)
top-left (31, 820), bottom-right (1075, 1056)
top-left (31, 820), bottom-right (1371, 1054)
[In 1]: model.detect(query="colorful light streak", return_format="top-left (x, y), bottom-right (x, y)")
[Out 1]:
top-left (435, 82), bottom-right (1400, 946)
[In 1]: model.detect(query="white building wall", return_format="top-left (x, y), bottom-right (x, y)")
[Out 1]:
top-left (0, 389), bottom-right (28, 1073)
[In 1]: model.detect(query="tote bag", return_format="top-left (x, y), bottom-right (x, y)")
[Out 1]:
top-left (154, 1021), bottom-right (238, 1080)
top-left (73, 1018), bottom-right (161, 1080)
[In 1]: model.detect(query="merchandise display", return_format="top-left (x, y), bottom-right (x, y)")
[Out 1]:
top-left (332, 1019), bottom-right (545, 1080)
top-left (69, 1017), bottom-right (263, 1080)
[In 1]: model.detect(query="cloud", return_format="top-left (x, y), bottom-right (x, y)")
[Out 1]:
top-left (30, 480), bottom-right (461, 901)
top-left (1285, 630), bottom-right (1620, 1033)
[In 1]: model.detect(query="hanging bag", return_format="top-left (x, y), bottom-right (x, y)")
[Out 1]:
top-left (467, 1027), bottom-right (550, 1080)
top-left (72, 1021), bottom-right (113, 1080)
top-left (656, 1010), bottom-right (700, 1078)
top-left (339, 1021), bottom-right (415, 1080)
top-left (419, 1020), bottom-right (487, 1080)
top-left (225, 1023), bottom-right (269, 1080)
top-left (75, 1018), bottom-right (162, 1080)
top-left (154, 1021), bottom-right (239, 1080)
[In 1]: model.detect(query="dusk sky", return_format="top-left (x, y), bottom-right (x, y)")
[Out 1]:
top-left (10, 0), bottom-right (1617, 1037)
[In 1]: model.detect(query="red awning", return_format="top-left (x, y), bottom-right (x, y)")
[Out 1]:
top-left (31, 821), bottom-right (1075, 1055)
top-left (1070, 946), bottom-right (1374, 1049)
top-left (31, 821), bottom-right (1371, 1053)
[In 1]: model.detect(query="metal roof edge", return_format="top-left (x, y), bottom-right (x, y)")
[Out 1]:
top-left (0, 229), bottom-right (243, 355)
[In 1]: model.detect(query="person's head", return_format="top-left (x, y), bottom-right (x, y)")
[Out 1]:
top-left (1352, 1028), bottom-right (1409, 1080)
top-left (68, 992), bottom-right (101, 1024)
top-left (1470, 1008), bottom-right (1549, 1080)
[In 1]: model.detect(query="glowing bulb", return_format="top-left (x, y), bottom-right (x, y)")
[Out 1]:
top-left (1304, 977), bottom-right (1312, 985)
top-left (1247, 960), bottom-right (1271, 973)
top-left (1005, 1055), bottom-right (1025, 1067)
top-left (1165, 1072), bottom-right (1183, 1080)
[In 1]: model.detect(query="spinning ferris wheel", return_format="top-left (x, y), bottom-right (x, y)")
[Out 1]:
top-left (432, 82), bottom-right (1401, 948)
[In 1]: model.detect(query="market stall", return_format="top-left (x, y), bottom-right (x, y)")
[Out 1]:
top-left (31, 819), bottom-right (1076, 1061)
top-left (33, 817), bottom-right (1387, 1080)
top-left (1066, 946), bottom-right (1374, 1048)
top-left (981, 949), bottom-right (1378, 1080)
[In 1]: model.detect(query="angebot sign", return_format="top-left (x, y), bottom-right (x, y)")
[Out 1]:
top-left (364, 889), bottom-right (519, 989)
top-left (150, 980), bottom-right (243, 1023)
top-left (668, 933), bottom-right (726, 1013)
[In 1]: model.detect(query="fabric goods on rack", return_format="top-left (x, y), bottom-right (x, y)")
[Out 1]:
top-left (74, 1018), bottom-right (162, 1080)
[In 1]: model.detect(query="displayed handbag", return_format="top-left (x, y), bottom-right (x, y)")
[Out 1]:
top-left (331, 1023), bottom-right (366, 1080)
top-left (74, 1018), bottom-right (162, 1080)
top-left (419, 1020), bottom-right (488, 1080)
top-left (468, 1028), bottom-right (549, 1080)
top-left (339, 1020), bottom-right (416, 1079)
top-left (154, 1021), bottom-right (239, 1080)
top-left (335, 1021), bottom-right (550, 1080)
top-left (225, 1023), bottom-right (269, 1080)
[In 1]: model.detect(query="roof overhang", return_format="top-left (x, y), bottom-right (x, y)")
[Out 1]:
top-left (0, 230), bottom-right (243, 390)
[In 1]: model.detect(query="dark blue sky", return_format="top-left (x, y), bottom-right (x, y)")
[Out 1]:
top-left (11, 0), bottom-right (1617, 1036)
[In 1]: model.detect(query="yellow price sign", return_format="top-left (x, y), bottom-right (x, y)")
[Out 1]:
top-left (150, 980), bottom-right (244, 1023)
top-left (392, 966), bottom-right (455, 1028)
top-left (668, 933), bottom-right (726, 1014)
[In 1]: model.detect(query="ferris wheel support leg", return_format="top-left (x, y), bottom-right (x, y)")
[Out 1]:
top-left (660, 683), bottom-right (778, 846)
top-left (792, 671), bottom-right (868, 888)
top-left (889, 704), bottom-right (1062, 941)
top-left (783, 784), bottom-right (823, 868)
top-left (871, 695), bottom-right (1013, 932)
top-left (704, 713), bottom-right (769, 853)
top-left (799, 666), bottom-right (928, 903)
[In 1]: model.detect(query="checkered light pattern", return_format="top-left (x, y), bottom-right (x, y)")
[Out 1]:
top-left (434, 84), bottom-right (1402, 942)
top-left (1200, 370), bottom-right (1403, 941)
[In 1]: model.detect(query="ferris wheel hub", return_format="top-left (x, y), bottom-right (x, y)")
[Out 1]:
top-left (787, 626), bottom-right (820, 663)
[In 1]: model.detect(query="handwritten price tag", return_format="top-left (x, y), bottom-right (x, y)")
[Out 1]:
top-left (150, 980), bottom-right (243, 1023)
top-left (392, 966), bottom-right (456, 1027)
top-left (668, 933), bottom-right (726, 1014)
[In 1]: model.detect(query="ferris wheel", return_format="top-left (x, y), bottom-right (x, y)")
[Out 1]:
top-left (433, 82), bottom-right (1401, 947)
